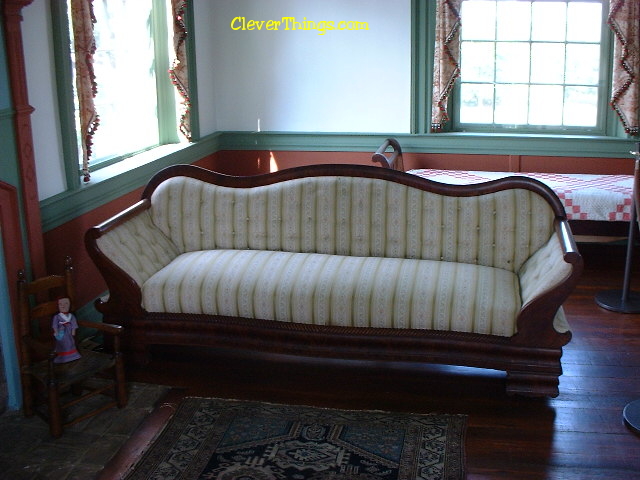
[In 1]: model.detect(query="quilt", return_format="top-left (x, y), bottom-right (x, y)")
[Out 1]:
top-left (408, 169), bottom-right (633, 222)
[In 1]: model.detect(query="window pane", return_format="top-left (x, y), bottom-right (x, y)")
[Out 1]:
top-left (496, 1), bottom-right (531, 41)
top-left (457, 0), bottom-right (604, 132)
top-left (460, 84), bottom-right (494, 123)
top-left (529, 85), bottom-right (563, 125)
top-left (531, 43), bottom-right (565, 84)
top-left (461, 42), bottom-right (495, 82)
top-left (567, 2), bottom-right (602, 42)
top-left (531, 2), bottom-right (566, 42)
top-left (495, 84), bottom-right (529, 124)
top-left (565, 44), bottom-right (600, 85)
top-left (461, 1), bottom-right (496, 40)
top-left (564, 86), bottom-right (598, 126)
top-left (496, 42), bottom-right (530, 83)
top-left (91, 0), bottom-right (159, 161)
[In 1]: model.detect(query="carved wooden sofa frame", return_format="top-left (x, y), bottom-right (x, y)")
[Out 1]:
top-left (85, 164), bottom-right (583, 397)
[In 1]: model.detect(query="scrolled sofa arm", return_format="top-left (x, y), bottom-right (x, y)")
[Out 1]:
top-left (516, 220), bottom-right (583, 345)
top-left (85, 199), bottom-right (180, 316)
top-left (519, 235), bottom-right (572, 307)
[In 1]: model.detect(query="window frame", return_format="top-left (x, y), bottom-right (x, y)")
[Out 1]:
top-left (412, 0), bottom-right (626, 138)
top-left (50, 0), bottom-right (195, 191)
top-left (452, 0), bottom-right (614, 136)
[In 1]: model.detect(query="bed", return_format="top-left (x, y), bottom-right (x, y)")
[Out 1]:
top-left (372, 138), bottom-right (634, 239)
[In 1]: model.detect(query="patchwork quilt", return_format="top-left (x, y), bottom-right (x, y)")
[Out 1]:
top-left (408, 169), bottom-right (633, 222)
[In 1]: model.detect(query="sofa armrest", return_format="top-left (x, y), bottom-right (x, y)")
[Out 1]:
top-left (515, 219), bottom-right (583, 346)
top-left (85, 199), bottom-right (179, 317)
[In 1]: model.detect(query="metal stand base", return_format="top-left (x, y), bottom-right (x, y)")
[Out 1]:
top-left (624, 399), bottom-right (640, 434)
top-left (595, 152), bottom-right (640, 314)
top-left (595, 289), bottom-right (640, 313)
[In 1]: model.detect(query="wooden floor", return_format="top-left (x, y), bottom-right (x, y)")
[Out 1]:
top-left (119, 242), bottom-right (640, 480)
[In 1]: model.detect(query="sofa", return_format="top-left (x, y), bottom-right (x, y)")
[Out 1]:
top-left (85, 164), bottom-right (583, 397)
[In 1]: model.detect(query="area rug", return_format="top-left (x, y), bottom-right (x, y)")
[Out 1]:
top-left (124, 397), bottom-right (467, 480)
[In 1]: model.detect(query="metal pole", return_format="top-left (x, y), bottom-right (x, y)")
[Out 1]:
top-left (595, 143), bottom-right (640, 313)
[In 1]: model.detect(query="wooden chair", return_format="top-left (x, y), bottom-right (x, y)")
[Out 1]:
top-left (17, 257), bottom-right (127, 437)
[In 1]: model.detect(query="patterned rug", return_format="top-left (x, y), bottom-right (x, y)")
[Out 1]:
top-left (124, 397), bottom-right (467, 480)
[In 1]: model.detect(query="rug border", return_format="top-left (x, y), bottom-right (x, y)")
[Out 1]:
top-left (122, 395), bottom-right (468, 480)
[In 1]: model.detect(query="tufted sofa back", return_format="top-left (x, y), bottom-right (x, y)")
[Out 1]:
top-left (147, 175), bottom-right (556, 274)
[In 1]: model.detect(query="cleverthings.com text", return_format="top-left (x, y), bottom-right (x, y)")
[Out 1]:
top-left (230, 16), bottom-right (369, 35)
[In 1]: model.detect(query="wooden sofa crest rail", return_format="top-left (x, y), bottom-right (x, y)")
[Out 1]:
top-left (85, 164), bottom-right (583, 397)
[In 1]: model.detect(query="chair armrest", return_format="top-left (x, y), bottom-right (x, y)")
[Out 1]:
top-left (77, 320), bottom-right (123, 336)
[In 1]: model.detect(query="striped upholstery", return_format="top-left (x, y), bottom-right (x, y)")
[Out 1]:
top-left (96, 210), bottom-right (179, 287)
top-left (141, 249), bottom-right (521, 335)
top-left (149, 176), bottom-right (556, 272)
top-left (98, 175), bottom-right (569, 337)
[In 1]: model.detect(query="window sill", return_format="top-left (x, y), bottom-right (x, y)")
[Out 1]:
top-left (82, 143), bottom-right (189, 186)
top-left (41, 134), bottom-right (221, 231)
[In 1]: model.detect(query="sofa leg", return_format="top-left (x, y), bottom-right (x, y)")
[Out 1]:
top-left (506, 371), bottom-right (560, 398)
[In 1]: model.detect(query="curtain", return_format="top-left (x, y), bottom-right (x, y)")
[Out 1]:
top-left (169, 0), bottom-right (191, 141)
top-left (431, 0), bottom-right (462, 132)
top-left (608, 0), bottom-right (639, 136)
top-left (70, 0), bottom-right (98, 182)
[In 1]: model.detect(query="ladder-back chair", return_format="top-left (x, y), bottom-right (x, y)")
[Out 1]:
top-left (17, 257), bottom-right (127, 437)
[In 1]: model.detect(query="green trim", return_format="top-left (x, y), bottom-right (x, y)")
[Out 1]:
top-left (40, 133), bottom-right (221, 232)
top-left (411, 0), bottom-right (433, 135)
top-left (50, 0), bottom-right (80, 191)
top-left (184, 0), bottom-right (200, 141)
top-left (217, 131), bottom-right (637, 158)
top-left (152, 0), bottom-right (179, 145)
top-left (0, 111), bottom-right (21, 187)
top-left (39, 130), bottom-right (637, 232)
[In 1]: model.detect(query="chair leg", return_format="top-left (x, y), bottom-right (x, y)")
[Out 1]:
top-left (114, 353), bottom-right (127, 408)
top-left (47, 379), bottom-right (63, 438)
top-left (21, 373), bottom-right (34, 418)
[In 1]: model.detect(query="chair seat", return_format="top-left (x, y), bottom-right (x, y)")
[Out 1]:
top-left (23, 350), bottom-right (116, 386)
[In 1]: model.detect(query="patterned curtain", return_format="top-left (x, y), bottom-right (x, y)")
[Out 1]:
top-left (608, 0), bottom-right (639, 136)
top-left (169, 0), bottom-right (191, 141)
top-left (431, 0), bottom-right (462, 132)
top-left (70, 0), bottom-right (99, 182)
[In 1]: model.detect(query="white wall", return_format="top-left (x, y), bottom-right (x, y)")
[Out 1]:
top-left (200, 0), bottom-right (411, 133)
top-left (22, 0), bottom-right (411, 200)
top-left (23, 0), bottom-right (67, 200)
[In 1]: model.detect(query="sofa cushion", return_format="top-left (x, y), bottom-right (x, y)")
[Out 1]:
top-left (141, 249), bottom-right (521, 336)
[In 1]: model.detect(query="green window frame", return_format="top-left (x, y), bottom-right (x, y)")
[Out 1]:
top-left (50, 0), bottom-right (196, 191)
top-left (412, 0), bottom-right (627, 138)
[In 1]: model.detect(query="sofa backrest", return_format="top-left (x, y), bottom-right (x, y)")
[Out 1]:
top-left (148, 174), bottom-right (557, 273)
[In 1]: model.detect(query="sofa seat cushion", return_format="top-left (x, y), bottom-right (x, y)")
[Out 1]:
top-left (141, 250), bottom-right (522, 336)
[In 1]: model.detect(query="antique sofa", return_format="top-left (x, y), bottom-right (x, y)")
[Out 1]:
top-left (85, 164), bottom-right (583, 397)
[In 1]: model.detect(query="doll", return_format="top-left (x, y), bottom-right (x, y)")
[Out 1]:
top-left (51, 297), bottom-right (81, 363)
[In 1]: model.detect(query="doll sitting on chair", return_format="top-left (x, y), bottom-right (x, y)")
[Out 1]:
top-left (52, 297), bottom-right (81, 363)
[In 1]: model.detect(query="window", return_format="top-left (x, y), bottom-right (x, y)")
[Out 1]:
top-left (62, 0), bottom-right (190, 182)
top-left (456, 0), bottom-right (607, 133)
top-left (84, 0), bottom-right (171, 162)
